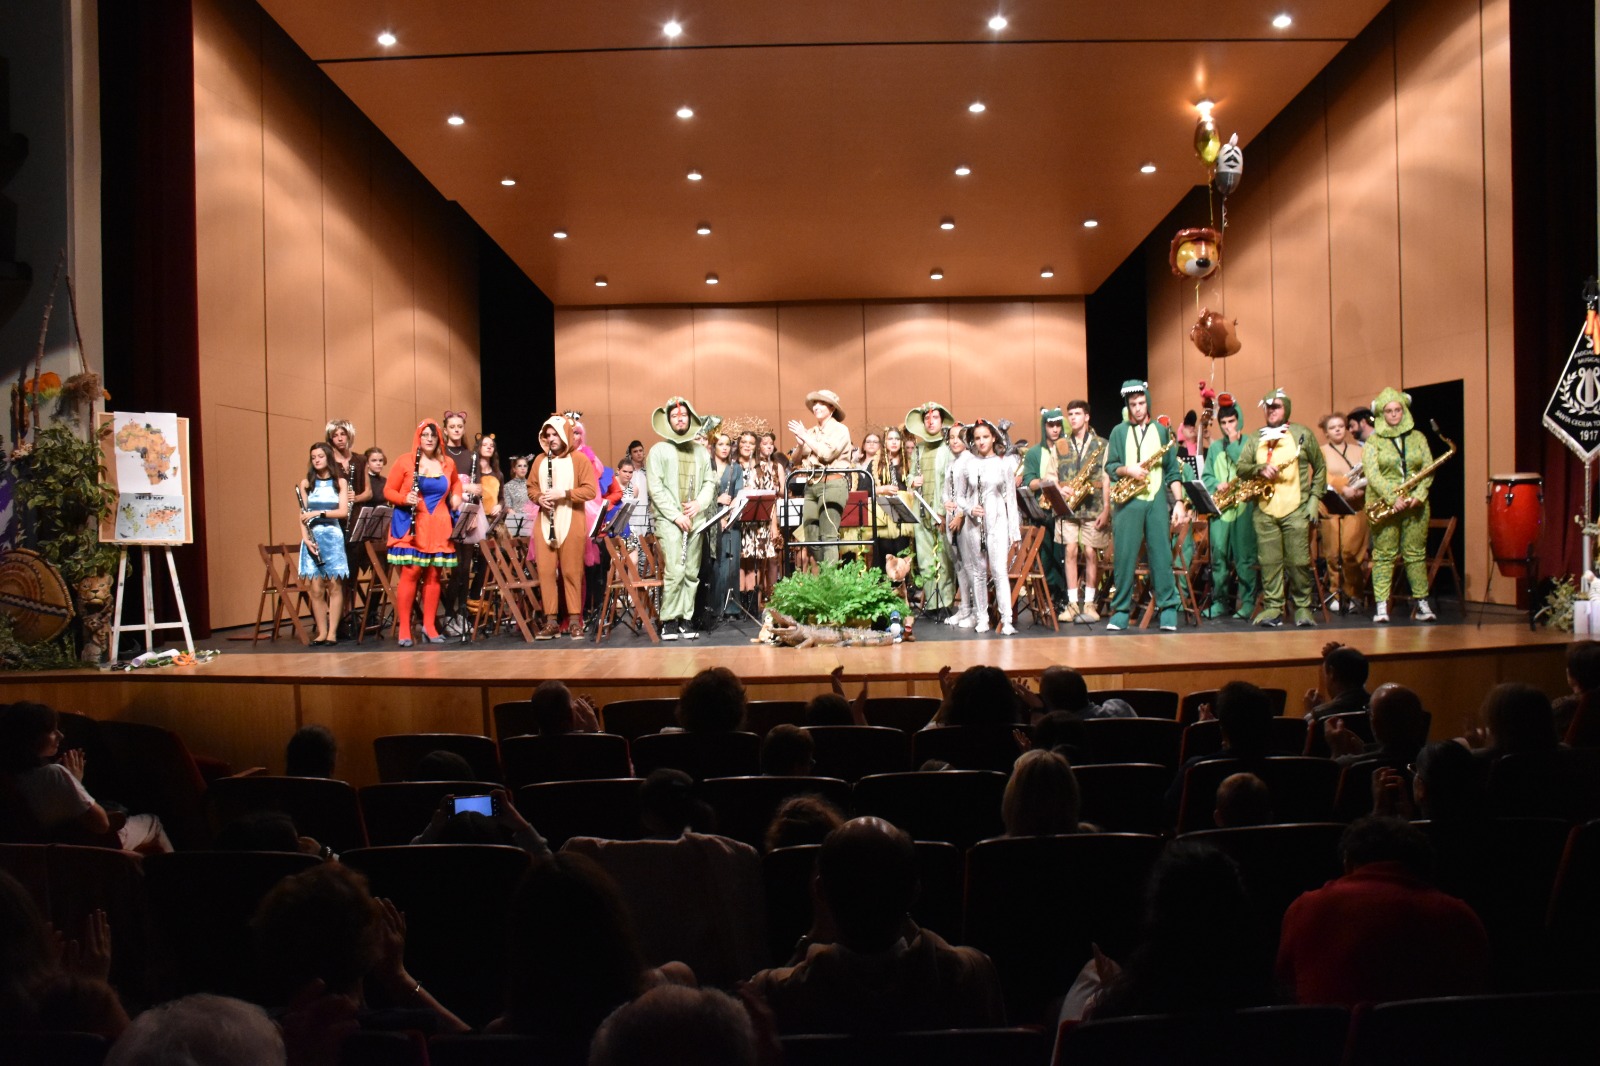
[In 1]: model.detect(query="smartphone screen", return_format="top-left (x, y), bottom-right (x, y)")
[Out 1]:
top-left (452, 794), bottom-right (494, 817)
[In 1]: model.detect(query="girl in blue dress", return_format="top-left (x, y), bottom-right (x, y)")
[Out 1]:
top-left (299, 442), bottom-right (350, 645)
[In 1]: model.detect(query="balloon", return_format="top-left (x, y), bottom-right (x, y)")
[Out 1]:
top-left (1189, 308), bottom-right (1242, 358)
top-left (1194, 114), bottom-right (1221, 166)
top-left (1214, 133), bottom-right (1243, 198)
top-left (1169, 227), bottom-right (1222, 279)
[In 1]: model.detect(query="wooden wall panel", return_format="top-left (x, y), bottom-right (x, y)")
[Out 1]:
top-left (553, 309), bottom-right (609, 454)
top-left (373, 394), bottom-right (418, 472)
top-left (1480, 0), bottom-right (1515, 480)
top-left (693, 307), bottom-right (781, 446)
top-left (1145, 230), bottom-right (1186, 424)
top-left (1033, 299), bottom-right (1088, 411)
top-left (266, 412), bottom-right (318, 546)
top-left (1324, 13), bottom-right (1403, 415)
top-left (202, 404), bottom-right (270, 625)
top-left (191, 0), bottom-right (260, 113)
top-left (321, 100), bottom-right (374, 400)
top-left (1266, 91), bottom-right (1333, 421)
top-left (607, 309), bottom-right (694, 458)
top-left (447, 229), bottom-right (482, 432)
top-left (300, 684), bottom-right (488, 787)
top-left (949, 302), bottom-right (1035, 437)
top-left (861, 303), bottom-right (947, 434)
top-left (370, 172), bottom-right (417, 408)
top-left (410, 218), bottom-right (452, 420)
top-left (779, 305), bottom-right (869, 445)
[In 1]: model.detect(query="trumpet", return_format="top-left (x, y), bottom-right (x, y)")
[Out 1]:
top-left (1062, 439), bottom-right (1107, 511)
top-left (1214, 476), bottom-right (1275, 512)
top-left (1366, 423), bottom-right (1456, 524)
top-left (1110, 439), bottom-right (1175, 505)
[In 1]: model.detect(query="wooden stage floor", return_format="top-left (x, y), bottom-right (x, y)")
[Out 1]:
top-left (0, 620), bottom-right (1572, 788)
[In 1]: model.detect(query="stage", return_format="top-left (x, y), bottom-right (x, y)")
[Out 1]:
top-left (0, 605), bottom-right (1572, 788)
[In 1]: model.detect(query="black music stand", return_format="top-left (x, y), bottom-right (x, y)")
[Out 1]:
top-left (877, 494), bottom-right (917, 525)
top-left (841, 491), bottom-right (872, 528)
top-left (450, 503), bottom-right (482, 541)
top-left (1184, 480), bottom-right (1222, 518)
top-left (1017, 490), bottom-right (1051, 525)
top-left (603, 500), bottom-right (637, 538)
top-left (1041, 483), bottom-right (1072, 519)
top-left (1319, 489), bottom-right (1360, 615)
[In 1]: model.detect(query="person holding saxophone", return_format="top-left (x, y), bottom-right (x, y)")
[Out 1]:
top-left (1363, 388), bottom-right (1439, 624)
top-left (1235, 388), bottom-right (1327, 628)
top-left (1051, 401), bottom-right (1111, 623)
top-left (1104, 381), bottom-right (1188, 632)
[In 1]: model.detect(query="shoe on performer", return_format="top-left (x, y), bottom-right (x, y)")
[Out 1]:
top-left (1057, 602), bottom-right (1078, 623)
top-left (1159, 608), bottom-right (1178, 632)
top-left (1204, 602), bottom-right (1231, 620)
top-left (1252, 611), bottom-right (1284, 628)
top-left (1373, 602), bottom-right (1390, 625)
top-left (944, 610), bottom-right (969, 627)
top-left (1415, 598), bottom-right (1437, 622)
top-left (957, 614), bottom-right (976, 629)
top-left (662, 620), bottom-right (681, 641)
top-left (1232, 606), bottom-right (1253, 621)
top-left (1000, 621), bottom-right (1016, 635)
top-left (680, 620), bottom-right (701, 639)
top-left (1106, 612), bottom-right (1129, 631)
top-left (1079, 603), bottom-right (1100, 623)
top-left (975, 621), bottom-right (991, 634)
top-left (1295, 608), bottom-right (1317, 627)
top-left (1327, 596), bottom-right (1341, 613)
top-left (569, 614), bottom-right (587, 639)
top-left (535, 618), bottom-right (560, 640)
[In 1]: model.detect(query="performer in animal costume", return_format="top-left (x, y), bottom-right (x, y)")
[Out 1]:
top-left (647, 396), bottom-right (718, 640)
top-left (1021, 407), bottom-right (1071, 605)
top-left (1201, 395), bottom-right (1259, 619)
top-left (1363, 387), bottom-right (1436, 624)
top-left (954, 419), bottom-right (1022, 635)
top-left (528, 414), bottom-right (599, 640)
top-left (905, 400), bottom-right (956, 615)
top-left (384, 419), bottom-right (461, 646)
top-left (941, 425), bottom-right (974, 626)
top-left (1105, 381), bottom-right (1188, 631)
top-left (1235, 387), bottom-right (1327, 627)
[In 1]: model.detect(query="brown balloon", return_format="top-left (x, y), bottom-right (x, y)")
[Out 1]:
top-left (1190, 308), bottom-right (1242, 358)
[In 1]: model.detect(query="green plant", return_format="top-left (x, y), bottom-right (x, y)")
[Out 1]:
top-left (767, 560), bottom-right (909, 626)
top-left (0, 612), bottom-right (84, 670)
top-left (1540, 575), bottom-right (1576, 632)
top-left (15, 423), bottom-right (118, 585)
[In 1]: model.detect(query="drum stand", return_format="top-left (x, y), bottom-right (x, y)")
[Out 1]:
top-left (1477, 548), bottom-right (1538, 631)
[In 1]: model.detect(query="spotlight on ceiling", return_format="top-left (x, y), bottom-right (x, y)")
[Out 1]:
top-left (988, 15), bottom-right (1008, 31)
top-left (1040, 267), bottom-right (1055, 278)
top-left (663, 20), bottom-right (682, 38)
top-left (1140, 162), bottom-right (1157, 174)
top-left (686, 168), bottom-right (703, 181)
top-left (500, 178), bottom-right (516, 187)
top-left (446, 114), bottom-right (465, 126)
top-left (377, 31), bottom-right (396, 47)
top-left (1082, 218), bottom-right (1100, 229)
top-left (676, 106), bottom-right (694, 119)
top-left (968, 101), bottom-right (987, 114)
top-left (930, 268), bottom-right (944, 280)
top-left (695, 223), bottom-right (712, 236)
top-left (594, 275), bottom-right (608, 286)
top-left (705, 273), bottom-right (719, 285)
top-left (553, 229), bottom-right (568, 239)
top-left (939, 217), bottom-right (955, 230)
top-left (1272, 13), bottom-right (1293, 30)
top-left (954, 164), bottom-right (972, 176)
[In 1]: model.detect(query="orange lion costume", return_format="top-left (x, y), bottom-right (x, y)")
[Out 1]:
top-left (527, 414), bottom-right (599, 639)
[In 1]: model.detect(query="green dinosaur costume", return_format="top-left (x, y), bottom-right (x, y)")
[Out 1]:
top-left (646, 396), bottom-right (717, 624)
top-left (1364, 386), bottom-right (1434, 610)
top-left (1105, 381), bottom-right (1186, 631)
top-left (1201, 398), bottom-right (1259, 619)
top-left (1020, 406), bottom-right (1070, 601)
top-left (1236, 387), bottom-right (1327, 626)
top-left (905, 401), bottom-right (955, 612)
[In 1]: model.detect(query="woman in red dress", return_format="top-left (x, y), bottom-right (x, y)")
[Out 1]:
top-left (385, 419), bottom-right (461, 646)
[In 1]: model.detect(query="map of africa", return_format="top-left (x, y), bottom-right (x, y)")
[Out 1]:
top-left (114, 422), bottom-right (177, 485)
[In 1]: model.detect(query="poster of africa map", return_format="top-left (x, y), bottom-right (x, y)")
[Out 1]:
top-left (97, 412), bottom-right (194, 545)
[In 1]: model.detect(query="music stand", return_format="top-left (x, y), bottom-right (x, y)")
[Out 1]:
top-left (877, 494), bottom-right (917, 525)
top-left (1183, 480), bottom-right (1222, 518)
top-left (691, 499), bottom-right (736, 537)
top-left (741, 491), bottom-right (778, 524)
top-left (841, 491), bottom-right (872, 528)
top-left (1320, 488), bottom-right (1360, 617)
top-left (1016, 490), bottom-right (1051, 525)
top-left (350, 505), bottom-right (392, 541)
top-left (503, 510), bottom-right (531, 538)
top-left (604, 500), bottom-right (637, 537)
top-left (451, 503), bottom-right (482, 541)
top-left (1319, 488), bottom-right (1359, 516)
top-left (1040, 483), bottom-right (1072, 519)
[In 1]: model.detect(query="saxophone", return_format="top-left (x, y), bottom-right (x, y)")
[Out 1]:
top-left (1365, 423), bottom-right (1456, 524)
top-left (1062, 439), bottom-right (1107, 511)
top-left (1110, 438), bottom-right (1176, 505)
top-left (1214, 476), bottom-right (1275, 512)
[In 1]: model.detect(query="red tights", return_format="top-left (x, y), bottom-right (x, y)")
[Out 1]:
top-left (395, 566), bottom-right (443, 642)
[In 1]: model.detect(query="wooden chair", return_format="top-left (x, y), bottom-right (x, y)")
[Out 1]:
top-left (1135, 534), bottom-right (1202, 629)
top-left (248, 544), bottom-right (313, 646)
top-left (1007, 526), bottom-right (1058, 631)
top-left (205, 775), bottom-right (369, 853)
top-left (1427, 516), bottom-right (1463, 601)
top-left (474, 526), bottom-right (538, 642)
top-left (355, 539), bottom-right (398, 644)
top-left (595, 535), bottom-right (662, 643)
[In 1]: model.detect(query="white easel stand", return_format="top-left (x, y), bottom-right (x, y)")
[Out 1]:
top-left (110, 546), bottom-right (195, 658)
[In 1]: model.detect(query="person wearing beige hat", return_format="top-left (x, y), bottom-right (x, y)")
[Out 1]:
top-left (788, 389), bottom-right (854, 565)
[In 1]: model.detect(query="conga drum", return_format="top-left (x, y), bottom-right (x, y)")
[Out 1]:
top-left (1487, 473), bottom-right (1543, 577)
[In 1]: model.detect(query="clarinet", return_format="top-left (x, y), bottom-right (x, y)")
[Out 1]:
top-left (296, 484), bottom-right (320, 558)
top-left (543, 442), bottom-right (559, 550)
top-left (409, 445), bottom-right (423, 513)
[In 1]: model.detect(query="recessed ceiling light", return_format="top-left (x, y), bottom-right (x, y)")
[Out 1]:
top-left (663, 20), bottom-right (682, 38)
top-left (1040, 267), bottom-right (1055, 278)
top-left (988, 15), bottom-right (1008, 31)
top-left (1272, 13), bottom-right (1293, 29)
top-left (594, 275), bottom-right (608, 287)
top-left (954, 164), bottom-right (972, 176)
top-left (695, 223), bottom-right (712, 236)
top-left (930, 268), bottom-right (944, 281)
top-left (446, 114), bottom-right (465, 126)
top-left (676, 106), bottom-right (694, 119)
top-left (939, 217), bottom-right (955, 230)
top-left (968, 101), bottom-right (987, 114)
top-left (686, 168), bottom-right (703, 181)
top-left (1140, 162), bottom-right (1157, 174)
top-left (500, 178), bottom-right (516, 187)
top-left (553, 229), bottom-right (568, 239)
top-left (376, 31), bottom-right (396, 47)
top-left (705, 273), bottom-right (719, 285)
top-left (1083, 218), bottom-right (1100, 229)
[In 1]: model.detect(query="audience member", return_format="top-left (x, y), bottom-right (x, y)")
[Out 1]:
top-left (1090, 841), bottom-right (1278, 1018)
top-left (1302, 642), bottom-right (1370, 720)
top-left (1213, 772), bottom-right (1273, 827)
top-left (284, 724), bottom-right (337, 778)
top-left (1030, 710), bottom-right (1086, 760)
top-left (250, 862), bottom-right (469, 1033)
top-left (760, 724), bottom-right (816, 776)
top-left (1034, 666), bottom-right (1134, 719)
top-left (106, 994), bottom-right (285, 1066)
top-left (1395, 740), bottom-right (1488, 823)
top-left (676, 667), bottom-right (748, 732)
top-left (933, 666), bottom-right (1023, 727)
top-left (746, 817), bottom-right (1005, 1033)
top-left (1474, 682), bottom-right (1558, 758)
top-left (213, 811), bottom-right (321, 855)
top-left (1562, 640), bottom-right (1600, 746)
top-left (412, 749), bottom-right (476, 782)
top-left (1002, 749), bottom-right (1087, 836)
top-left (1324, 682), bottom-right (1429, 765)
top-left (763, 793), bottom-right (846, 852)
top-left (1166, 681), bottom-right (1273, 810)
top-left (637, 768), bottom-right (716, 838)
top-left (529, 680), bottom-right (601, 735)
top-left (489, 853), bottom-right (693, 1047)
top-left (1277, 816), bottom-right (1488, 1006)
top-left (0, 868), bottom-right (57, 1030)
top-left (803, 693), bottom-right (856, 726)
top-left (590, 985), bottom-right (760, 1066)
top-left (410, 788), bottom-right (551, 856)
top-left (0, 701), bottom-right (172, 853)
top-left (35, 974), bottom-right (129, 1041)
top-left (0, 870), bottom-right (123, 1035)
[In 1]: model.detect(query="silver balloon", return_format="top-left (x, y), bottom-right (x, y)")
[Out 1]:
top-left (1214, 133), bottom-right (1244, 198)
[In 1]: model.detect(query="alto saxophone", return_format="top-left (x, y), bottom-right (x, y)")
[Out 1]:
top-left (1062, 439), bottom-right (1107, 511)
top-left (1110, 439), bottom-right (1175, 505)
top-left (1214, 476), bottom-right (1275, 512)
top-left (1365, 423), bottom-right (1456, 524)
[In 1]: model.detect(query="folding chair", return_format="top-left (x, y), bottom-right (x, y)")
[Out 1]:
top-left (595, 535), bottom-right (662, 643)
top-left (1007, 526), bottom-right (1058, 630)
top-left (248, 544), bottom-right (313, 646)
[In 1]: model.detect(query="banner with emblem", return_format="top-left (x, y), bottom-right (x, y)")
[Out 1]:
top-left (1544, 319), bottom-right (1600, 462)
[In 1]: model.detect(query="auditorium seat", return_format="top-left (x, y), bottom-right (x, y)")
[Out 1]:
top-left (45, 844), bottom-right (151, 1000)
top-left (499, 733), bottom-right (632, 788)
top-left (910, 724), bottom-right (1022, 772)
top-left (1343, 990), bottom-right (1600, 1066)
top-left (965, 833), bottom-right (1163, 1023)
top-left (1053, 1005), bottom-right (1349, 1066)
top-left (597, 698), bottom-right (677, 740)
top-left (782, 1028), bottom-right (1048, 1066)
top-left (1181, 688), bottom-right (1288, 724)
top-left (1179, 823), bottom-right (1345, 944)
top-left (1078, 718), bottom-right (1184, 768)
top-left (1178, 757), bottom-right (1340, 833)
top-left (143, 850), bottom-right (320, 1000)
top-left (372, 733), bottom-right (501, 784)
top-left (1178, 717), bottom-right (1309, 766)
top-left (342, 845), bottom-right (533, 1029)
top-left (804, 725), bottom-right (912, 781)
top-left (205, 775), bottom-right (368, 853)
top-left (630, 730), bottom-right (760, 780)
top-left (1304, 709), bottom-right (1374, 757)
top-left (744, 699), bottom-right (808, 737)
top-left (357, 780), bottom-right (501, 846)
top-left (340, 1030), bottom-right (427, 1066)
top-left (1333, 757), bottom-right (1410, 821)
top-left (1092, 688), bottom-right (1179, 719)
top-left (697, 776), bottom-right (852, 849)
top-left (853, 771), bottom-right (1007, 848)
top-left (863, 695), bottom-right (940, 732)
top-left (490, 700), bottom-right (536, 740)
top-left (1487, 747), bottom-right (1600, 822)
top-left (516, 779), bottom-right (644, 847)
top-left (0, 1031), bottom-right (112, 1066)
top-left (94, 720), bottom-right (212, 849)
top-left (1549, 819), bottom-right (1600, 989)
top-left (429, 1034), bottom-right (586, 1066)
top-left (1074, 763), bottom-right (1170, 834)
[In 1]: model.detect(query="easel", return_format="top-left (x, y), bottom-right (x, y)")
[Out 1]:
top-left (110, 545), bottom-right (194, 655)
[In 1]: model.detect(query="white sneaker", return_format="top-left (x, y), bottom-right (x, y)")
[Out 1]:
top-left (1328, 596), bottom-right (1341, 613)
top-left (1415, 598), bottom-right (1436, 622)
top-left (943, 611), bottom-right (967, 627)
top-left (1373, 602), bottom-right (1389, 624)
top-left (662, 622), bottom-right (680, 641)
top-left (957, 615), bottom-right (976, 629)
top-left (999, 622), bottom-right (1016, 635)
top-left (975, 621), bottom-right (991, 634)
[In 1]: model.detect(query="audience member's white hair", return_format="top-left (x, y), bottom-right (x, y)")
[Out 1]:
top-left (590, 985), bottom-right (756, 1066)
top-left (106, 994), bottom-right (286, 1066)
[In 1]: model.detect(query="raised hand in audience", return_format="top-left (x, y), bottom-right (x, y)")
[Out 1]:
top-left (829, 666), bottom-right (868, 724)
top-left (1325, 718), bottom-right (1366, 758)
top-left (1196, 702), bottom-right (1216, 723)
top-left (1371, 766), bottom-right (1415, 819)
top-left (572, 694), bottom-right (601, 732)
top-left (53, 908), bottom-right (112, 981)
top-left (1012, 677), bottom-right (1044, 714)
top-left (372, 897), bottom-right (471, 1032)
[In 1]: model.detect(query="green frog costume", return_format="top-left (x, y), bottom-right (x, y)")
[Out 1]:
top-left (1020, 407), bottom-right (1071, 603)
top-left (905, 400), bottom-right (956, 612)
top-left (1201, 397), bottom-right (1259, 619)
top-left (646, 396), bottom-right (718, 632)
top-left (1105, 380), bottom-right (1186, 631)
top-left (1363, 387), bottom-right (1436, 623)
top-left (1235, 387), bottom-right (1327, 627)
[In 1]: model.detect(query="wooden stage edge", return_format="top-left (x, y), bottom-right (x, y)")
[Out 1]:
top-left (0, 622), bottom-right (1572, 787)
